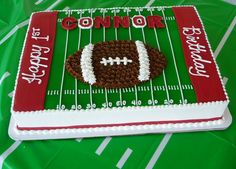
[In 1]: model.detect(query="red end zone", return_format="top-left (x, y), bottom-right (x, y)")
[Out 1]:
top-left (13, 12), bottom-right (58, 111)
top-left (172, 7), bottom-right (227, 102)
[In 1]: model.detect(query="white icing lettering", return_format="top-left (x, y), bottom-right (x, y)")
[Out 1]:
top-left (32, 44), bottom-right (50, 54)
top-left (183, 26), bottom-right (201, 36)
top-left (21, 44), bottom-right (50, 84)
top-left (189, 67), bottom-right (209, 78)
top-left (21, 71), bottom-right (45, 84)
top-left (31, 27), bottom-right (49, 41)
top-left (183, 26), bottom-right (211, 78)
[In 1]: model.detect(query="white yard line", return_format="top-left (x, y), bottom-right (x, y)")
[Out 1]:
top-left (0, 20), bottom-right (29, 45)
top-left (0, 72), bottom-right (10, 85)
top-left (114, 10), bottom-right (118, 40)
top-left (17, 19), bottom-right (29, 28)
top-left (138, 10), bottom-right (155, 105)
top-left (102, 10), bottom-right (109, 107)
top-left (8, 91), bottom-right (14, 98)
top-left (0, 27), bottom-right (18, 45)
top-left (116, 148), bottom-right (133, 169)
top-left (113, 10), bottom-right (123, 105)
top-left (45, 0), bottom-right (62, 11)
top-left (95, 137), bottom-right (112, 155)
top-left (89, 10), bottom-right (94, 108)
top-left (0, 0), bottom-right (61, 45)
top-left (0, 141), bottom-right (21, 169)
top-left (150, 9), bottom-right (170, 102)
top-left (145, 0), bottom-right (155, 7)
top-left (35, 0), bottom-right (43, 5)
top-left (59, 13), bottom-right (70, 108)
top-left (161, 9), bottom-right (185, 103)
top-left (214, 16), bottom-right (236, 58)
top-left (75, 12), bottom-right (82, 109)
top-left (127, 9), bottom-right (139, 105)
top-left (145, 134), bottom-right (172, 169)
top-left (75, 78), bottom-right (78, 108)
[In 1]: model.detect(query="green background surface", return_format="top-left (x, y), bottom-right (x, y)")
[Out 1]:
top-left (0, 0), bottom-right (236, 169)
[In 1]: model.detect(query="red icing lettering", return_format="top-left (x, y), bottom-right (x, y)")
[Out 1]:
top-left (113, 16), bottom-right (130, 28)
top-left (62, 17), bottom-right (78, 30)
top-left (132, 15), bottom-right (146, 28)
top-left (147, 15), bottom-right (165, 28)
top-left (94, 16), bottom-right (111, 28)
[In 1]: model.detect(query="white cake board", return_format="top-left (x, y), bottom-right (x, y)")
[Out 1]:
top-left (8, 108), bottom-right (232, 140)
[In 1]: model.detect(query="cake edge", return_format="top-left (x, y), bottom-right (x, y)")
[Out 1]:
top-left (9, 6), bottom-right (230, 137)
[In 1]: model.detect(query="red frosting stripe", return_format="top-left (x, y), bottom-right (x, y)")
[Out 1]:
top-left (172, 7), bottom-right (227, 102)
top-left (13, 11), bottom-right (58, 112)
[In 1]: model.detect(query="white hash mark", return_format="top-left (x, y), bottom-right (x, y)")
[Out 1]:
top-left (116, 148), bottom-right (133, 169)
top-left (145, 133), bottom-right (172, 169)
top-left (8, 91), bottom-right (14, 98)
top-left (0, 72), bottom-right (10, 85)
top-left (145, 0), bottom-right (155, 7)
top-left (0, 141), bottom-right (22, 168)
top-left (35, 0), bottom-right (43, 5)
top-left (75, 138), bottom-right (82, 142)
top-left (95, 137), bottom-right (112, 155)
top-left (214, 16), bottom-right (236, 58)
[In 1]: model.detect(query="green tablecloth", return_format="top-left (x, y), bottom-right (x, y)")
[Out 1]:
top-left (0, 0), bottom-right (235, 168)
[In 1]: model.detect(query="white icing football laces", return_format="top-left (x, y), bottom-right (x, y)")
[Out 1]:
top-left (100, 57), bottom-right (132, 66)
top-left (135, 40), bottom-right (150, 81)
top-left (80, 43), bottom-right (96, 84)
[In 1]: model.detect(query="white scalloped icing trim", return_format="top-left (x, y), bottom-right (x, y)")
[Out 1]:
top-left (15, 119), bottom-right (224, 134)
top-left (135, 40), bottom-right (150, 81)
top-left (80, 43), bottom-right (96, 84)
top-left (10, 115), bottom-right (228, 139)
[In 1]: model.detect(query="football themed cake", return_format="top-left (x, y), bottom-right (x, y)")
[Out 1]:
top-left (9, 6), bottom-right (231, 140)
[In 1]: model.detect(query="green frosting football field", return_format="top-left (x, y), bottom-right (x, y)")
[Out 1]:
top-left (0, 0), bottom-right (236, 168)
top-left (45, 7), bottom-right (195, 111)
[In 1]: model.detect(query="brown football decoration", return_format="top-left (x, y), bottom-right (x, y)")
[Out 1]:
top-left (65, 40), bottom-right (167, 88)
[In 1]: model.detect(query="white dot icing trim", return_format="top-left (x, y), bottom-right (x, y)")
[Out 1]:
top-left (135, 40), bottom-right (150, 81)
top-left (80, 43), bottom-right (96, 84)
